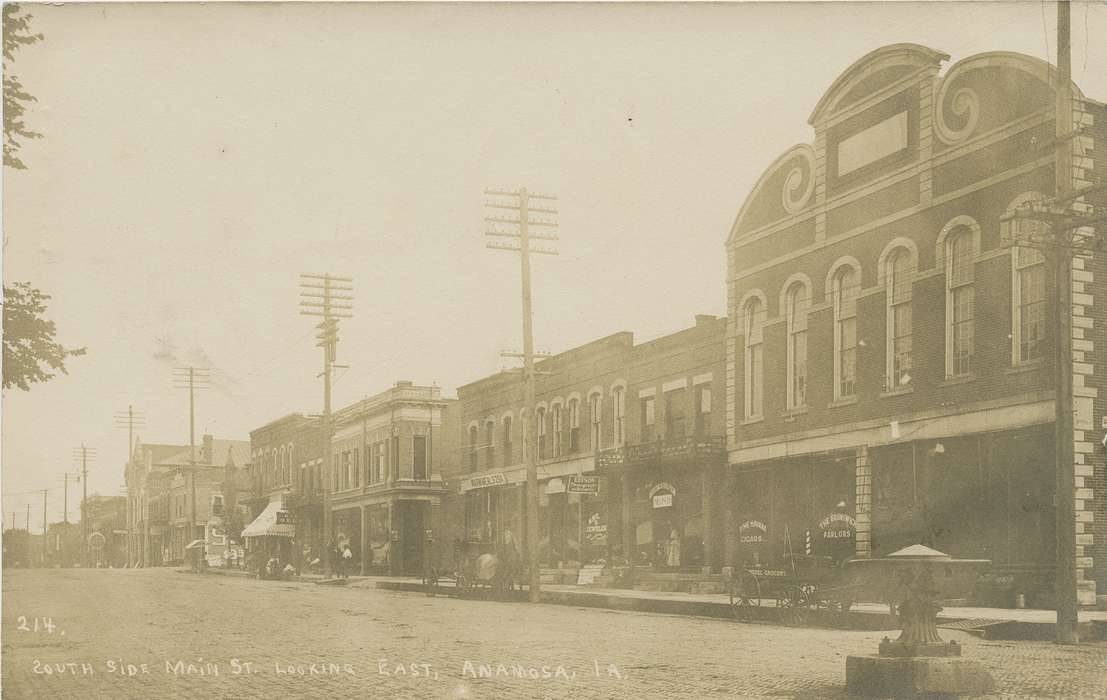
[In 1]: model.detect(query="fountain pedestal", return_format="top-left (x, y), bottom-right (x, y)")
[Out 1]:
top-left (845, 545), bottom-right (995, 697)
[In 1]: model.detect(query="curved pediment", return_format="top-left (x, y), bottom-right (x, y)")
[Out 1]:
top-left (728, 144), bottom-right (815, 243)
top-left (809, 44), bottom-right (949, 126)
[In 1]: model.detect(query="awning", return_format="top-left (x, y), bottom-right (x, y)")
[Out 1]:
top-left (185, 539), bottom-right (205, 550)
top-left (241, 499), bottom-right (295, 538)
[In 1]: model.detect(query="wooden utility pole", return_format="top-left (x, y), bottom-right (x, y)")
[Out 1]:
top-left (174, 369), bottom-right (209, 553)
top-left (485, 187), bottom-right (560, 601)
top-left (300, 273), bottom-right (353, 575)
top-left (1053, 0), bottom-right (1079, 645)
top-left (115, 406), bottom-right (144, 567)
top-left (42, 490), bottom-right (48, 568)
top-left (72, 445), bottom-right (96, 566)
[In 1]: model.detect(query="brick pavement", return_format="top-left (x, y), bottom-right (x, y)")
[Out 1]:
top-left (2, 568), bottom-right (1106, 699)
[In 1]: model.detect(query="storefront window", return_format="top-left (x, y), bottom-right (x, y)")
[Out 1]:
top-left (366, 505), bottom-right (391, 571)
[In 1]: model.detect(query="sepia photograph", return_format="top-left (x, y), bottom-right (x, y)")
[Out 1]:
top-left (2, 1), bottom-right (1107, 697)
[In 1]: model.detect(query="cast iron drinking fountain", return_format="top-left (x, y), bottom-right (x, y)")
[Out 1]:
top-left (844, 544), bottom-right (996, 697)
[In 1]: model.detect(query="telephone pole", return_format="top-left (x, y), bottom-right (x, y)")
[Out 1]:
top-left (71, 445), bottom-right (96, 567)
top-left (300, 273), bottom-right (353, 575)
top-left (485, 187), bottom-right (560, 601)
top-left (42, 490), bottom-right (48, 568)
top-left (999, 0), bottom-right (1107, 645)
top-left (115, 406), bottom-right (145, 567)
top-left (174, 369), bottom-right (209, 552)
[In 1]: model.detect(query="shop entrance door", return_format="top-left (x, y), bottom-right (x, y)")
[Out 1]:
top-left (398, 501), bottom-right (425, 576)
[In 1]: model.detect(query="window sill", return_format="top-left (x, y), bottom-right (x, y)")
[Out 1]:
top-left (781, 407), bottom-right (809, 420)
top-left (740, 416), bottom-right (764, 426)
top-left (940, 374), bottom-right (976, 387)
top-left (1006, 359), bottom-right (1044, 375)
top-left (828, 397), bottom-right (858, 409)
top-left (880, 385), bottom-right (914, 398)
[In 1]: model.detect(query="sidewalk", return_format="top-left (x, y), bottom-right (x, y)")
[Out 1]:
top-left (368, 575), bottom-right (1107, 640)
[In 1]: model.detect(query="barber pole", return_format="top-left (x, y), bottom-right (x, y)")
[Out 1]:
top-left (805, 529), bottom-right (811, 555)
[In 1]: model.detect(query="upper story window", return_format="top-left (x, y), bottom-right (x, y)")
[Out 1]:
top-left (468, 425), bottom-right (478, 472)
top-left (945, 225), bottom-right (976, 378)
top-left (484, 420), bottom-right (495, 469)
top-left (567, 398), bottom-right (580, 453)
top-left (641, 395), bottom-right (656, 441)
top-left (536, 408), bottom-right (547, 459)
top-left (612, 386), bottom-right (626, 446)
top-left (665, 388), bottom-right (686, 439)
top-left (589, 393), bottom-right (601, 451)
top-left (502, 416), bottom-right (513, 466)
top-left (695, 384), bottom-right (712, 435)
top-left (413, 435), bottom-right (428, 480)
top-left (391, 435), bottom-right (400, 481)
top-left (784, 282), bottom-right (809, 409)
top-left (831, 267), bottom-right (858, 400)
top-left (552, 404), bottom-right (564, 457)
top-left (1013, 246), bottom-right (1046, 365)
top-left (743, 295), bottom-right (765, 418)
top-left (885, 248), bottom-right (913, 391)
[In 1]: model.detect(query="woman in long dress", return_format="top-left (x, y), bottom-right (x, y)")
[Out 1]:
top-left (666, 529), bottom-right (681, 568)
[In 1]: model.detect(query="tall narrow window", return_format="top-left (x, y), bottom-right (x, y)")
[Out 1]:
top-left (665, 388), bottom-right (686, 438)
top-left (352, 447), bottom-right (360, 488)
top-left (743, 297), bottom-right (765, 417)
top-left (613, 387), bottom-right (625, 446)
top-left (946, 229), bottom-right (974, 378)
top-left (785, 283), bottom-right (808, 409)
top-left (553, 404), bottom-right (564, 457)
top-left (589, 393), bottom-right (601, 450)
top-left (886, 249), bottom-right (913, 390)
top-left (537, 408), bottom-right (547, 459)
top-left (1013, 246), bottom-right (1045, 364)
top-left (468, 426), bottom-right (478, 472)
top-left (695, 385), bottom-right (712, 435)
top-left (832, 269), bottom-right (858, 399)
top-left (391, 435), bottom-right (400, 480)
top-left (485, 421), bottom-right (495, 469)
top-left (502, 416), bottom-right (513, 466)
top-left (641, 395), bottom-right (656, 441)
top-left (568, 399), bottom-right (580, 452)
top-left (413, 436), bottom-right (427, 480)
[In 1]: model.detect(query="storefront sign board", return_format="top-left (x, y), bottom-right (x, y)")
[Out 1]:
top-left (567, 475), bottom-right (600, 494)
top-left (468, 473), bottom-right (507, 489)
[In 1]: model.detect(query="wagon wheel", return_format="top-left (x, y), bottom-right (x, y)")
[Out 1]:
top-left (422, 566), bottom-right (439, 597)
top-left (778, 585), bottom-right (810, 626)
top-left (729, 569), bottom-right (761, 621)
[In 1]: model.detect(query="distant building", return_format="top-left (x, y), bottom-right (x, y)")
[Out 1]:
top-left (457, 315), bottom-right (726, 573)
top-left (84, 495), bottom-right (126, 567)
top-left (725, 45), bottom-right (1106, 603)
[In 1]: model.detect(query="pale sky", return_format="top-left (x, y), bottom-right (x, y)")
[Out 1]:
top-left (3, 1), bottom-right (1106, 530)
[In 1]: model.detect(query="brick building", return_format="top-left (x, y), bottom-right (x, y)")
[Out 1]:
top-left (328, 381), bottom-right (458, 576)
top-left (725, 45), bottom-right (1105, 604)
top-left (125, 439), bottom-right (188, 567)
top-left (457, 315), bottom-right (726, 574)
top-left (246, 414), bottom-right (324, 567)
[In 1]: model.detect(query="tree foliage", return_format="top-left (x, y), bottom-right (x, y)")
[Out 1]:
top-left (3, 282), bottom-right (86, 391)
top-left (3, 3), bottom-right (43, 170)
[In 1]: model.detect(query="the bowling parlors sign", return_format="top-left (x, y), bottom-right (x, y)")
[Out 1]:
top-left (817, 512), bottom-right (856, 541)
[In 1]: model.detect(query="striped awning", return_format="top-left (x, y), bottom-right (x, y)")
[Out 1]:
top-left (241, 499), bottom-right (295, 538)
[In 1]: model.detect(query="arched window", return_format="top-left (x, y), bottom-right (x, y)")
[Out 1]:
top-left (485, 420), bottom-right (495, 469)
top-left (589, 393), bottom-right (602, 451)
top-left (612, 386), bottom-right (626, 446)
top-left (468, 425), bottom-right (478, 472)
top-left (502, 415), bottom-right (513, 466)
top-left (1013, 246), bottom-right (1046, 364)
top-left (552, 404), bottom-right (564, 457)
top-left (785, 283), bottom-right (809, 409)
top-left (885, 248), bottom-right (913, 390)
top-left (945, 227), bottom-right (975, 377)
top-left (743, 296), bottom-right (765, 418)
top-left (832, 267), bottom-right (859, 400)
top-left (568, 399), bottom-right (580, 452)
top-left (536, 408), bottom-right (547, 459)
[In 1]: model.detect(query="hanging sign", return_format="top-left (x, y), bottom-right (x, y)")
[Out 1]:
top-left (648, 482), bottom-right (675, 508)
top-left (568, 475), bottom-right (600, 494)
top-left (739, 520), bottom-right (768, 544)
top-left (468, 473), bottom-right (507, 489)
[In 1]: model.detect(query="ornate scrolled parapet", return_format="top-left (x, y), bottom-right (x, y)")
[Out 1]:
top-left (781, 145), bottom-right (816, 214)
top-left (933, 83), bottom-right (981, 146)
